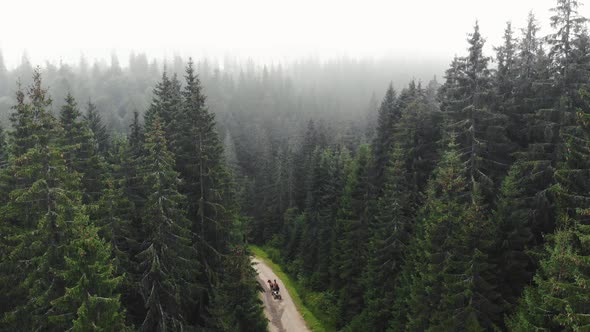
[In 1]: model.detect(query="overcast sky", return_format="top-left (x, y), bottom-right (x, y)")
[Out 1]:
top-left (1, 0), bottom-right (587, 68)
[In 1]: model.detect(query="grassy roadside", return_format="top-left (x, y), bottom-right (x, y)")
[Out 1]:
top-left (249, 245), bottom-right (331, 332)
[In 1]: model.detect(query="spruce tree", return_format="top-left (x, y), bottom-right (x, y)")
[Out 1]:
top-left (136, 115), bottom-right (199, 331)
top-left (496, 21), bottom-right (518, 106)
top-left (547, 0), bottom-right (588, 101)
top-left (85, 100), bottom-right (110, 154)
top-left (361, 144), bottom-right (416, 331)
top-left (294, 120), bottom-right (320, 209)
top-left (372, 84), bottom-right (398, 188)
top-left (51, 220), bottom-right (128, 331)
top-left (509, 85), bottom-right (590, 330)
top-left (2, 70), bottom-right (125, 331)
top-left (333, 144), bottom-right (374, 326)
top-left (145, 71), bottom-right (182, 153)
top-left (439, 21), bottom-right (511, 205)
top-left (59, 93), bottom-right (106, 203)
top-left (403, 137), bottom-right (503, 331)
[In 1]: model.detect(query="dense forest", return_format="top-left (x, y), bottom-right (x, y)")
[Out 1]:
top-left (2, 0), bottom-right (590, 331)
top-left (249, 0), bottom-right (590, 330)
top-left (0, 61), bottom-right (268, 330)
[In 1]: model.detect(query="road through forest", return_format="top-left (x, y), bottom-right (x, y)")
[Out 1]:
top-left (252, 257), bottom-right (311, 332)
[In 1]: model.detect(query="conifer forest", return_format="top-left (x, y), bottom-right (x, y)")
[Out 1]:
top-left (3, 0), bottom-right (590, 331)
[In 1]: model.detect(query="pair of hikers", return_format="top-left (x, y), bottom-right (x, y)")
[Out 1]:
top-left (267, 279), bottom-right (280, 292)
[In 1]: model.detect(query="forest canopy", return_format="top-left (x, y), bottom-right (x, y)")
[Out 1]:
top-left (2, 0), bottom-right (590, 331)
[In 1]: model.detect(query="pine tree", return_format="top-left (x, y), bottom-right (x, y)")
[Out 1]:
top-left (403, 137), bottom-right (503, 331)
top-left (209, 247), bottom-right (267, 332)
top-left (126, 111), bottom-right (146, 223)
top-left (51, 220), bottom-right (128, 331)
top-left (294, 120), bottom-right (320, 209)
top-left (2, 70), bottom-right (126, 331)
top-left (394, 83), bottom-right (442, 192)
top-left (129, 110), bottom-right (144, 157)
top-left (298, 147), bottom-right (342, 289)
top-left (136, 115), bottom-right (199, 331)
top-left (362, 144), bottom-right (416, 331)
top-left (491, 163), bottom-right (537, 311)
top-left (496, 22), bottom-right (518, 105)
top-left (175, 59), bottom-right (236, 325)
top-left (508, 230), bottom-right (590, 330)
top-left (106, 136), bottom-right (146, 324)
top-left (85, 100), bottom-right (110, 154)
top-left (333, 144), bottom-right (374, 326)
top-left (439, 21), bottom-right (511, 205)
top-left (145, 71), bottom-right (182, 153)
top-left (372, 84), bottom-right (398, 188)
top-left (177, 59), bottom-right (227, 245)
top-left (59, 93), bottom-right (106, 203)
top-left (509, 86), bottom-right (590, 330)
top-left (547, 0), bottom-right (588, 101)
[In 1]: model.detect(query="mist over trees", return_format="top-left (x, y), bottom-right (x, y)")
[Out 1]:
top-left (2, 0), bottom-right (590, 331)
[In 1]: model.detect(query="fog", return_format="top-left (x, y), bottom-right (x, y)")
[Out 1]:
top-left (4, 1), bottom-right (590, 330)
top-left (0, 0), bottom-right (577, 68)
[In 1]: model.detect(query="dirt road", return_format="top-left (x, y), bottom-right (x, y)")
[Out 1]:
top-left (252, 257), bottom-right (311, 332)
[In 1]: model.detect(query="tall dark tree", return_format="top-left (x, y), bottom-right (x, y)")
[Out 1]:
top-left (332, 144), bottom-right (374, 327)
top-left (402, 137), bottom-right (503, 331)
top-left (547, 0), bottom-right (588, 101)
top-left (439, 21), bottom-right (511, 205)
top-left (136, 116), bottom-right (199, 331)
top-left (361, 145), bottom-right (416, 331)
top-left (59, 93), bottom-right (106, 203)
top-left (85, 100), bottom-right (110, 154)
top-left (1, 70), bottom-right (125, 331)
top-left (145, 71), bottom-right (182, 153)
top-left (175, 59), bottom-right (241, 326)
top-left (496, 21), bottom-right (518, 110)
top-left (372, 84), bottom-right (398, 188)
top-left (508, 87), bottom-right (590, 329)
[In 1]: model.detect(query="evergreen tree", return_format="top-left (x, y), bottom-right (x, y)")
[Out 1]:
top-left (497, 22), bottom-right (518, 98)
top-left (175, 59), bottom-right (238, 325)
top-left (439, 22), bottom-right (511, 205)
top-left (509, 86), bottom-right (590, 330)
top-left (361, 144), bottom-right (416, 331)
top-left (403, 137), bottom-right (503, 331)
top-left (59, 93), bottom-right (106, 203)
top-left (210, 247), bottom-right (267, 332)
top-left (51, 220), bottom-right (128, 331)
top-left (136, 115), bottom-right (199, 331)
top-left (85, 100), bottom-right (110, 154)
top-left (547, 0), bottom-right (588, 101)
top-left (372, 84), bottom-right (398, 188)
top-left (294, 120), bottom-right (320, 209)
top-left (145, 71), bottom-right (182, 153)
top-left (2, 70), bottom-right (125, 331)
top-left (491, 163), bottom-right (538, 312)
top-left (333, 145), bottom-right (374, 326)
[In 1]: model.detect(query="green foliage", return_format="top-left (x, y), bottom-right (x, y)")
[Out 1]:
top-left (399, 138), bottom-right (503, 331)
top-left (136, 115), bottom-right (199, 331)
top-left (52, 220), bottom-right (127, 332)
top-left (85, 100), bottom-right (110, 155)
top-left (1, 70), bottom-right (126, 331)
top-left (59, 93), bottom-right (107, 203)
top-left (332, 144), bottom-right (374, 326)
top-left (210, 246), bottom-right (267, 332)
top-left (509, 85), bottom-right (590, 331)
top-left (362, 144), bottom-right (416, 331)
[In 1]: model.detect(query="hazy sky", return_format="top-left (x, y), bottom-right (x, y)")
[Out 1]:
top-left (1, 0), bottom-right (587, 68)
